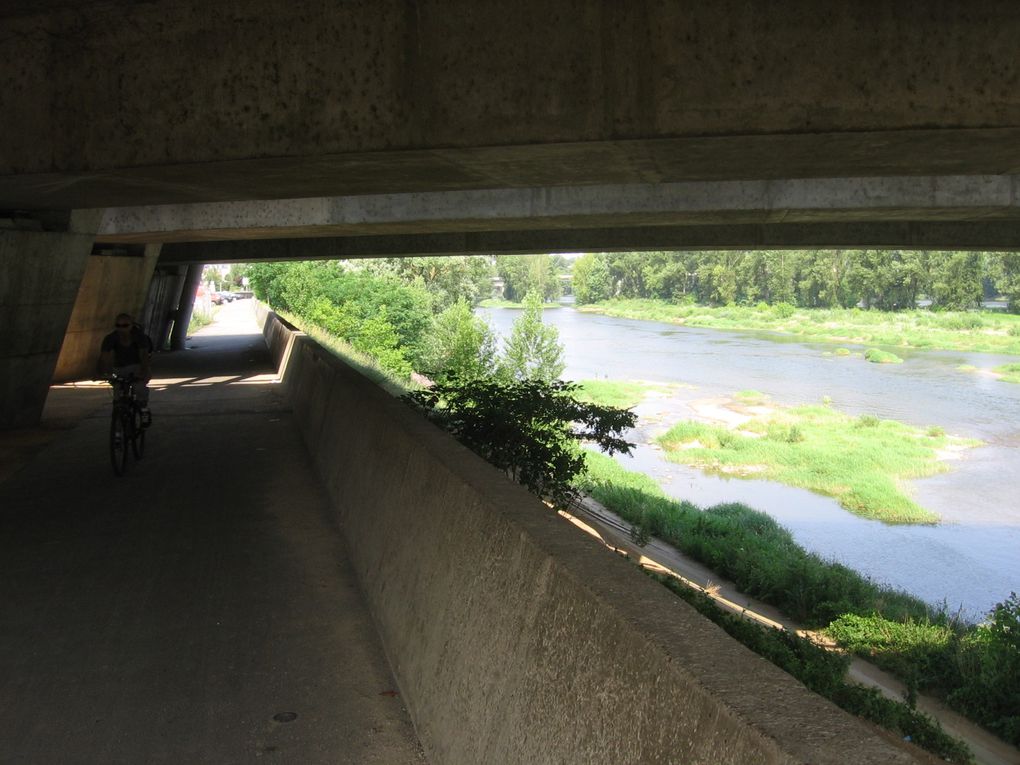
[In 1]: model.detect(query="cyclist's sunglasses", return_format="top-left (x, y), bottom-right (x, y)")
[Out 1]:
top-left (115, 323), bottom-right (131, 329)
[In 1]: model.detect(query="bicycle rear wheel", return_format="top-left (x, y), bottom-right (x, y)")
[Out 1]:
top-left (110, 413), bottom-right (128, 475)
top-left (131, 408), bottom-right (146, 459)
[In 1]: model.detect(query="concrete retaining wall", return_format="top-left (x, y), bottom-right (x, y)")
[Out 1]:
top-left (256, 306), bottom-right (933, 765)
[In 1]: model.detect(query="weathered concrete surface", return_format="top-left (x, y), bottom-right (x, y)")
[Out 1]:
top-left (52, 245), bottom-right (160, 382)
top-left (0, 213), bottom-right (100, 427)
top-left (2, 2), bottom-right (1020, 209)
top-left (97, 175), bottom-right (1020, 244)
top-left (93, 175), bottom-right (1020, 257)
top-left (0, 302), bottom-right (425, 764)
top-left (157, 219), bottom-right (1020, 263)
top-left (257, 305), bottom-right (939, 765)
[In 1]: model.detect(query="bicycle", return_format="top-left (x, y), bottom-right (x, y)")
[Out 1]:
top-left (109, 373), bottom-right (148, 475)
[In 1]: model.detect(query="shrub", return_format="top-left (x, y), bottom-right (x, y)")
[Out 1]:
top-left (826, 614), bottom-right (959, 693)
top-left (927, 426), bottom-right (945, 438)
top-left (404, 377), bottom-right (635, 508)
top-left (948, 593), bottom-right (1020, 746)
top-left (864, 348), bottom-right (903, 364)
top-left (654, 576), bottom-right (972, 763)
top-left (856, 414), bottom-right (881, 428)
top-left (774, 301), bottom-right (796, 318)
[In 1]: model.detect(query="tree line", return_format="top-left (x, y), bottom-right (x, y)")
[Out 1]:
top-left (248, 258), bottom-right (565, 382)
top-left (572, 250), bottom-right (1020, 311)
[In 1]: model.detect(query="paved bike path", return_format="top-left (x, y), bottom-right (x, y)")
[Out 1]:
top-left (0, 303), bottom-right (425, 764)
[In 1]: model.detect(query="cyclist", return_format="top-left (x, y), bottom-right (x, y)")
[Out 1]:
top-left (99, 313), bottom-right (153, 426)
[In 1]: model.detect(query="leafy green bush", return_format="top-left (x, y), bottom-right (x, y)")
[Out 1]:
top-left (773, 301), bottom-right (796, 318)
top-left (948, 594), bottom-right (1020, 745)
top-left (405, 378), bottom-right (635, 508)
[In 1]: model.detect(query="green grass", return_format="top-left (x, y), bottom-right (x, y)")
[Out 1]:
top-left (578, 451), bottom-right (933, 625)
top-left (187, 309), bottom-right (215, 334)
top-left (994, 362), bottom-right (1020, 383)
top-left (864, 348), bottom-right (903, 364)
top-left (577, 299), bottom-right (1020, 356)
top-left (575, 380), bottom-right (667, 408)
top-left (274, 309), bottom-right (416, 397)
top-left (655, 402), bottom-right (979, 524)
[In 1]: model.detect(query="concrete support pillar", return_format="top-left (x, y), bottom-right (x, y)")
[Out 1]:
top-left (141, 264), bottom-right (187, 351)
top-left (0, 211), bottom-right (100, 428)
top-left (52, 243), bottom-right (161, 383)
top-left (169, 263), bottom-right (203, 351)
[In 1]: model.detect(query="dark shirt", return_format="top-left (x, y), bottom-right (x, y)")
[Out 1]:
top-left (101, 328), bottom-right (152, 368)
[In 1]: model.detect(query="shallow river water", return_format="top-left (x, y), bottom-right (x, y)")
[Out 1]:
top-left (480, 305), bottom-right (1020, 619)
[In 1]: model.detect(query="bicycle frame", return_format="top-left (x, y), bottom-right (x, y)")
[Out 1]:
top-left (109, 374), bottom-right (145, 475)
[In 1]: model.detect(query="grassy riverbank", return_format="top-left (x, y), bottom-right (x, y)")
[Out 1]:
top-left (578, 452), bottom-right (1019, 752)
top-left (479, 298), bottom-right (563, 309)
top-left (575, 379), bottom-right (673, 409)
top-left (657, 394), bottom-right (980, 524)
top-left (994, 362), bottom-right (1020, 383)
top-left (577, 299), bottom-right (1020, 356)
top-left (578, 451), bottom-right (932, 625)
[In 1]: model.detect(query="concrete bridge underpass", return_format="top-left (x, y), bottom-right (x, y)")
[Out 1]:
top-left (1, 302), bottom-right (949, 764)
top-left (3, 2), bottom-right (1020, 761)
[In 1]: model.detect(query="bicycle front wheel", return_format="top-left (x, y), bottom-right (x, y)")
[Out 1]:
top-left (110, 413), bottom-right (128, 475)
top-left (131, 409), bottom-right (146, 459)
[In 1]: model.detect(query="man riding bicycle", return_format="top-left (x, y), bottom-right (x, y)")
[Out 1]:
top-left (99, 313), bottom-right (153, 426)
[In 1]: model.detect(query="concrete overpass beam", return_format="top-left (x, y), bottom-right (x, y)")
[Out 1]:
top-left (0, 211), bottom-right (101, 428)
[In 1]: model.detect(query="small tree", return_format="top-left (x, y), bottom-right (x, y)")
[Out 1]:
top-left (404, 377), bottom-right (636, 508)
top-left (420, 298), bottom-right (498, 381)
top-left (500, 290), bottom-right (565, 382)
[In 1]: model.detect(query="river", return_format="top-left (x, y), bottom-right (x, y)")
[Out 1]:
top-left (479, 304), bottom-right (1020, 620)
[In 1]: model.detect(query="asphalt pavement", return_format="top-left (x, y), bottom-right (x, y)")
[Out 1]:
top-left (0, 301), bottom-right (425, 764)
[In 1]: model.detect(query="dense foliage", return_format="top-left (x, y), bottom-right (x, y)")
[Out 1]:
top-left (827, 595), bottom-right (1020, 746)
top-left (404, 378), bottom-right (635, 508)
top-left (250, 259), bottom-right (573, 383)
top-left (572, 250), bottom-right (1018, 311)
top-left (656, 575), bottom-right (973, 763)
top-left (495, 254), bottom-right (567, 302)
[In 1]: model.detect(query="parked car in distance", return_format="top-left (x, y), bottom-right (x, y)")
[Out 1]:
top-left (217, 290), bottom-right (237, 303)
